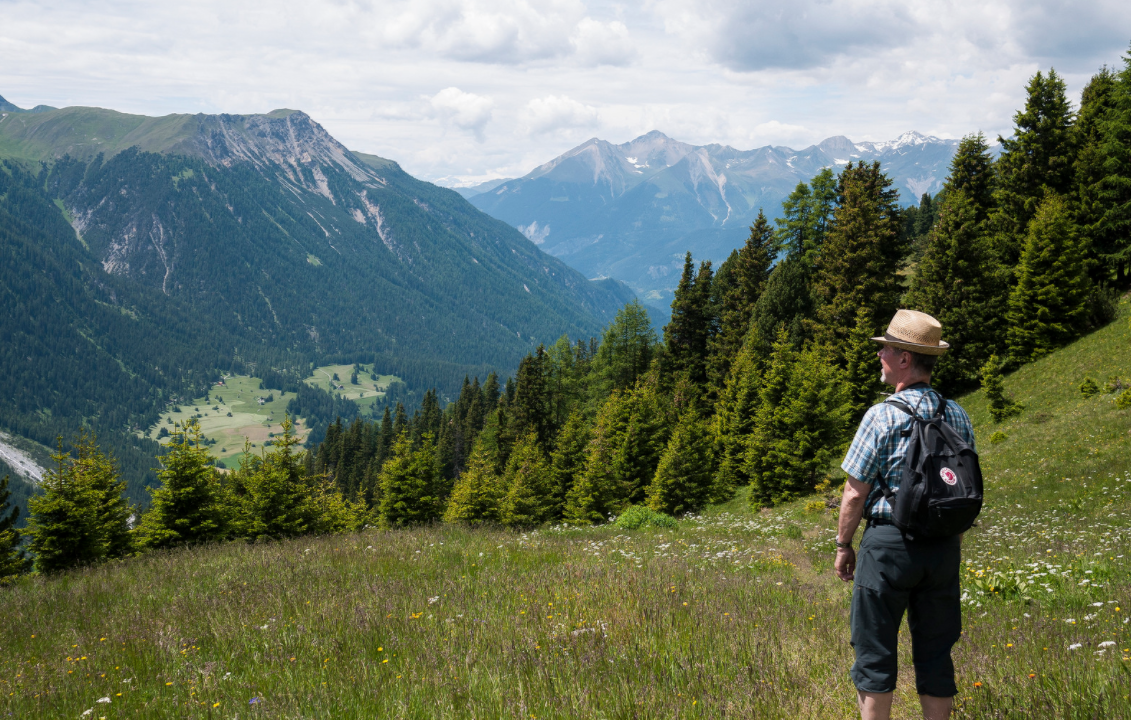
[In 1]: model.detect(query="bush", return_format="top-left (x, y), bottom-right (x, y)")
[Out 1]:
top-left (1080, 378), bottom-right (1099, 398)
top-left (804, 499), bottom-right (826, 514)
top-left (990, 431), bottom-right (1008, 444)
top-left (1104, 376), bottom-right (1129, 394)
top-left (1117, 389), bottom-right (1131, 410)
top-left (614, 505), bottom-right (677, 530)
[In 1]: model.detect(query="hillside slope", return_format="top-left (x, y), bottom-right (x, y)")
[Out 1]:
top-left (1, 306), bottom-right (1128, 718)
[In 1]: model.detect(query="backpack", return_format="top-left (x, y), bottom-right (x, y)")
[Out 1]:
top-left (868, 390), bottom-right (983, 539)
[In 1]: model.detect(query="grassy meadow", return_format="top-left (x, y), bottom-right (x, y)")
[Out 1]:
top-left (146, 376), bottom-right (308, 469)
top-left (303, 364), bottom-right (399, 414)
top-left (6, 307), bottom-right (1131, 718)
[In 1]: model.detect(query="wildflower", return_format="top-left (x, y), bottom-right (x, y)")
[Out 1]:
top-left (1100, 641), bottom-right (1116, 647)
top-left (249, 697), bottom-right (261, 704)
top-left (1069, 643), bottom-right (1083, 650)
top-left (1028, 674), bottom-right (1035, 678)
top-left (96, 697), bottom-right (110, 704)
top-left (973, 682), bottom-right (982, 688)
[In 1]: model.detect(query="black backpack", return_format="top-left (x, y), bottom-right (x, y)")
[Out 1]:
top-left (868, 390), bottom-right (983, 539)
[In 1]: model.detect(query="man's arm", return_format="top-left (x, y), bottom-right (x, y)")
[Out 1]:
top-left (834, 476), bottom-right (871, 582)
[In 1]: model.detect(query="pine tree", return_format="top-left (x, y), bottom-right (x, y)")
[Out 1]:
top-left (1006, 194), bottom-right (1091, 364)
top-left (812, 161), bottom-right (905, 351)
top-left (992, 69), bottom-right (1077, 267)
top-left (499, 432), bottom-right (554, 527)
top-left (647, 410), bottom-right (713, 516)
top-left (0, 474), bottom-right (31, 580)
top-left (708, 210), bottom-right (777, 391)
top-left (27, 433), bottom-right (133, 573)
top-left (547, 410), bottom-right (591, 521)
top-left (664, 254), bottom-right (715, 384)
top-left (378, 433), bottom-right (441, 527)
top-left (230, 418), bottom-right (316, 541)
top-left (745, 332), bottom-right (851, 508)
top-left (903, 189), bottom-right (1008, 393)
top-left (135, 420), bottom-right (228, 550)
top-left (980, 355), bottom-right (1022, 422)
top-left (442, 441), bottom-right (503, 525)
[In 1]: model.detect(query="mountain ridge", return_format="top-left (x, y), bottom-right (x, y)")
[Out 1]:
top-left (468, 129), bottom-right (981, 305)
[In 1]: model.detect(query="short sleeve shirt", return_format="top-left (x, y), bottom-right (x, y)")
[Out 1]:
top-left (841, 385), bottom-right (976, 520)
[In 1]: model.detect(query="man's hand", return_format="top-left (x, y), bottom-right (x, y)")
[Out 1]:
top-left (835, 547), bottom-right (856, 582)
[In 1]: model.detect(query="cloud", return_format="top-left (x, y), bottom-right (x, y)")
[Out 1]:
top-left (429, 87), bottom-right (495, 141)
top-left (570, 18), bottom-right (636, 66)
top-left (520, 94), bottom-right (600, 135)
top-left (376, 0), bottom-right (585, 64)
top-left (657, 0), bottom-right (918, 71)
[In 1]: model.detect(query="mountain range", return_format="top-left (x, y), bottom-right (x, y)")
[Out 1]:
top-left (466, 130), bottom-right (976, 307)
top-left (0, 93), bottom-right (636, 498)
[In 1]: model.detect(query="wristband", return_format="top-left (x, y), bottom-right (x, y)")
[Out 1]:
top-left (835, 539), bottom-right (852, 549)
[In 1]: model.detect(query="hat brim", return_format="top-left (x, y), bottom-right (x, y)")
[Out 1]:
top-left (871, 336), bottom-right (949, 356)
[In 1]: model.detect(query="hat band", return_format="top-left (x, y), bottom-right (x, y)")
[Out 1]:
top-left (884, 331), bottom-right (937, 348)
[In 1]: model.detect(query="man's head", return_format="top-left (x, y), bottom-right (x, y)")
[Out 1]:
top-left (871, 309), bottom-right (948, 389)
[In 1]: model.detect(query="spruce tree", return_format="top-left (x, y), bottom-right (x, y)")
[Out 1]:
top-left (664, 254), bottom-right (714, 384)
top-left (647, 410), bottom-right (712, 516)
top-left (992, 69), bottom-right (1077, 267)
top-left (0, 474), bottom-right (30, 579)
top-left (709, 331), bottom-right (765, 502)
top-left (547, 411), bottom-right (591, 521)
top-left (442, 441), bottom-right (503, 525)
top-left (745, 332), bottom-right (851, 508)
top-left (903, 189), bottom-right (1007, 393)
top-left (378, 433), bottom-right (441, 527)
top-left (136, 420), bottom-right (228, 550)
top-left (776, 168), bottom-right (838, 262)
top-left (1076, 59), bottom-right (1131, 288)
top-left (1006, 194), bottom-right (1091, 364)
top-left (812, 161), bottom-right (905, 351)
top-left (231, 418), bottom-right (316, 541)
top-left (748, 252), bottom-right (815, 350)
top-left (564, 374), bottom-right (670, 523)
top-left (499, 432), bottom-right (554, 527)
top-left (945, 133), bottom-right (996, 223)
top-left (842, 307), bottom-right (884, 423)
top-left (27, 433), bottom-right (132, 573)
top-left (708, 210), bottom-right (777, 391)
top-left (511, 346), bottom-right (551, 446)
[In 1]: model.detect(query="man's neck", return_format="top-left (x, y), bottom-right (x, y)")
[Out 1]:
top-left (892, 376), bottom-right (931, 393)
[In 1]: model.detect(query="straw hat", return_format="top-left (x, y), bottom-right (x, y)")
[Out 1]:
top-left (871, 309), bottom-right (949, 355)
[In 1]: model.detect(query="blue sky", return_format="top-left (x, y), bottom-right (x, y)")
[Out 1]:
top-left (1, 0), bottom-right (1128, 184)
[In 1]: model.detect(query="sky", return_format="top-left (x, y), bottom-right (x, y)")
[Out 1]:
top-left (2, 0), bottom-right (1129, 185)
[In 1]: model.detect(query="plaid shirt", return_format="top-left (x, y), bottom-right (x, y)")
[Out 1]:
top-left (841, 385), bottom-right (976, 520)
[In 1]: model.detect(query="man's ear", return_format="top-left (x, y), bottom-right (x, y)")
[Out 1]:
top-left (899, 351), bottom-right (913, 369)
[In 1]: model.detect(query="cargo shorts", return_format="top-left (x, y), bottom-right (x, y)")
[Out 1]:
top-left (849, 524), bottom-right (962, 697)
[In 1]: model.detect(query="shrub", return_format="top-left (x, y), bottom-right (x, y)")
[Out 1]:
top-left (1116, 389), bottom-right (1131, 410)
top-left (614, 505), bottom-right (677, 530)
top-left (1079, 378), bottom-right (1099, 398)
top-left (981, 355), bottom-right (1023, 423)
top-left (804, 499), bottom-right (826, 514)
top-left (990, 431), bottom-right (1008, 444)
top-left (1104, 376), bottom-right (1129, 394)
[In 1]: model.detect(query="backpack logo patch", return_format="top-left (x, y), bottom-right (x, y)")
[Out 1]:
top-left (940, 467), bottom-right (958, 486)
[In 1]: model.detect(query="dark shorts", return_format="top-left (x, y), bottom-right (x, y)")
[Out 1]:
top-left (849, 524), bottom-right (962, 697)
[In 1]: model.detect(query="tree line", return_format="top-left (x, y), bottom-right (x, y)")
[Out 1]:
top-left (2, 52), bottom-right (1130, 578)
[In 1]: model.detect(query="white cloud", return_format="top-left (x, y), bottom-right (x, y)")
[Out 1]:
top-left (521, 94), bottom-right (600, 135)
top-left (570, 18), bottom-right (636, 66)
top-left (429, 87), bottom-right (495, 141)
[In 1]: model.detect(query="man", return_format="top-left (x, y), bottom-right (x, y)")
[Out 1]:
top-left (834, 309), bottom-right (975, 720)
